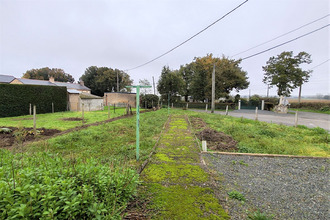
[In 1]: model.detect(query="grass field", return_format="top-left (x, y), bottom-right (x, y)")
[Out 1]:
top-left (0, 107), bottom-right (129, 130)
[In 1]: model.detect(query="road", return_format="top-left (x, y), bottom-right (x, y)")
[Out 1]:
top-left (191, 109), bottom-right (330, 131)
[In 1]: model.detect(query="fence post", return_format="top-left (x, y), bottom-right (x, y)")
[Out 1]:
top-left (29, 103), bottom-right (32, 115)
top-left (202, 141), bottom-right (207, 152)
top-left (294, 111), bottom-right (298, 127)
top-left (225, 105), bottom-right (229, 115)
top-left (52, 102), bottom-right (54, 113)
top-left (205, 103), bottom-right (208, 112)
top-left (261, 100), bottom-right (265, 111)
top-left (108, 103), bottom-right (110, 119)
top-left (82, 103), bottom-right (85, 124)
top-left (238, 100), bottom-right (241, 110)
top-left (255, 107), bottom-right (258, 121)
top-left (186, 103), bottom-right (189, 109)
top-left (114, 104), bottom-right (116, 113)
top-left (171, 103), bottom-right (173, 108)
top-left (33, 105), bottom-right (37, 135)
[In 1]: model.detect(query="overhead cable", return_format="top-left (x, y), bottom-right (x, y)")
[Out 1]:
top-left (311, 59), bottom-right (330, 69)
top-left (124, 0), bottom-right (249, 71)
top-left (241, 24), bottom-right (330, 61)
top-left (232, 14), bottom-right (329, 57)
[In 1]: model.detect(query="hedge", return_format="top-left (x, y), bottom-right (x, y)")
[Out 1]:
top-left (289, 102), bottom-right (330, 111)
top-left (171, 102), bottom-right (236, 110)
top-left (0, 84), bottom-right (67, 117)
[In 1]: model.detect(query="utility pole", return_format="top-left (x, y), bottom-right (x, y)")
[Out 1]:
top-left (211, 63), bottom-right (215, 113)
top-left (298, 85), bottom-right (302, 104)
top-left (152, 76), bottom-right (156, 95)
top-left (267, 84), bottom-right (270, 98)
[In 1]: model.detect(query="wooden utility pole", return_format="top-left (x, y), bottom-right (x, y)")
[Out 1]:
top-left (211, 64), bottom-right (215, 113)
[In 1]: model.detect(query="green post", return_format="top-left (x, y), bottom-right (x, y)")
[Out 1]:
top-left (126, 85), bottom-right (152, 161)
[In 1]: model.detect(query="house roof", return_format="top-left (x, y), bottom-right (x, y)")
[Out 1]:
top-left (80, 93), bottom-right (103, 99)
top-left (0, 74), bottom-right (15, 83)
top-left (54, 82), bottom-right (91, 91)
top-left (16, 78), bottom-right (56, 86)
top-left (67, 89), bottom-right (81, 94)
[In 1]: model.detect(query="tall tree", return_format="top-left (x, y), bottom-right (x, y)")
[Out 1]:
top-left (80, 66), bottom-right (133, 96)
top-left (178, 63), bottom-right (194, 102)
top-left (262, 51), bottom-right (312, 97)
top-left (23, 67), bottom-right (74, 82)
top-left (190, 54), bottom-right (249, 102)
top-left (157, 66), bottom-right (184, 101)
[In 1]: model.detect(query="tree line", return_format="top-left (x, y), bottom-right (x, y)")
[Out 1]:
top-left (21, 51), bottom-right (313, 99)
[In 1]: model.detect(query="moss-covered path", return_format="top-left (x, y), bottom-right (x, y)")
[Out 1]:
top-left (141, 115), bottom-right (229, 219)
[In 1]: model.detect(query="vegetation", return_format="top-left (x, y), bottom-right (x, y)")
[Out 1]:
top-left (186, 110), bottom-right (329, 157)
top-left (0, 107), bottom-right (128, 130)
top-left (263, 51), bottom-right (312, 96)
top-left (228, 190), bottom-right (245, 201)
top-left (140, 94), bottom-right (159, 108)
top-left (0, 84), bottom-right (67, 117)
top-left (157, 66), bottom-right (184, 102)
top-left (0, 150), bottom-right (138, 219)
top-left (80, 66), bottom-right (133, 96)
top-left (23, 67), bottom-right (75, 82)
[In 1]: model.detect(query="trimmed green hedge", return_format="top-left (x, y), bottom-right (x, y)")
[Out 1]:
top-left (171, 102), bottom-right (236, 110)
top-left (289, 102), bottom-right (330, 111)
top-left (0, 84), bottom-right (67, 117)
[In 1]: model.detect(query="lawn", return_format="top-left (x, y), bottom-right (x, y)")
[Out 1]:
top-left (184, 110), bottom-right (329, 157)
top-left (0, 106), bottom-right (130, 130)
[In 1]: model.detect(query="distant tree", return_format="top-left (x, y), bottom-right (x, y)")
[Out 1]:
top-left (139, 79), bottom-right (152, 95)
top-left (190, 54), bottom-right (249, 102)
top-left (262, 51), bottom-right (312, 97)
top-left (80, 66), bottom-right (133, 96)
top-left (140, 94), bottom-right (159, 108)
top-left (23, 67), bottom-right (74, 82)
top-left (178, 63), bottom-right (194, 102)
top-left (157, 66), bottom-right (184, 102)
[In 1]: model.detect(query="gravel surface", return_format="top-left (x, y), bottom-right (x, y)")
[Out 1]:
top-left (203, 153), bottom-right (330, 220)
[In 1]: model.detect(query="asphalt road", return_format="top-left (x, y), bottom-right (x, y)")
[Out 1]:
top-left (191, 109), bottom-right (330, 131)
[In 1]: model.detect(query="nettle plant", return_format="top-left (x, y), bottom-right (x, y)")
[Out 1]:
top-left (0, 150), bottom-right (138, 219)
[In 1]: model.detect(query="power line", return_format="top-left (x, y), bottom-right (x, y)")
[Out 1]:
top-left (311, 59), bottom-right (330, 69)
top-left (232, 14), bottom-right (329, 57)
top-left (124, 0), bottom-right (249, 71)
top-left (241, 24), bottom-right (330, 61)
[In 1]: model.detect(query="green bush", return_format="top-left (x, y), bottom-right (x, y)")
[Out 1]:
top-left (0, 84), bottom-right (67, 117)
top-left (0, 150), bottom-right (138, 219)
top-left (140, 94), bottom-right (159, 108)
top-left (289, 102), bottom-right (330, 111)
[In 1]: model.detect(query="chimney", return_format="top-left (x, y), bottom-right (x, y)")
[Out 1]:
top-left (49, 76), bottom-right (55, 83)
top-left (80, 80), bottom-right (84, 86)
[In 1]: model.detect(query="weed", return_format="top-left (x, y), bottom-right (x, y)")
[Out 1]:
top-left (231, 160), bottom-right (237, 165)
top-left (239, 160), bottom-right (248, 166)
top-left (228, 190), bottom-right (245, 201)
top-left (247, 210), bottom-right (273, 220)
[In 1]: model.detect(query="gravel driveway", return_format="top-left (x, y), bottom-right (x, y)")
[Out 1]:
top-left (203, 153), bottom-right (330, 220)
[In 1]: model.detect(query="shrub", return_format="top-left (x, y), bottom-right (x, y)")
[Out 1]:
top-left (140, 94), bottom-right (159, 108)
top-left (227, 190), bottom-right (245, 201)
top-left (0, 84), bottom-right (67, 117)
top-left (0, 150), bottom-right (138, 219)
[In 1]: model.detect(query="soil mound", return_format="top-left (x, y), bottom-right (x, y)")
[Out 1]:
top-left (0, 127), bottom-right (60, 148)
top-left (61, 117), bottom-right (83, 121)
top-left (197, 128), bottom-right (238, 152)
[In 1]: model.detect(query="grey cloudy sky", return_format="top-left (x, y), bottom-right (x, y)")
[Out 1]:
top-left (0, 0), bottom-right (329, 97)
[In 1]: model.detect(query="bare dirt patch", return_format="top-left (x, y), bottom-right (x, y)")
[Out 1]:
top-left (12, 117), bottom-right (33, 121)
top-left (190, 117), bottom-right (238, 152)
top-left (61, 117), bottom-right (83, 121)
top-left (0, 127), bottom-right (60, 148)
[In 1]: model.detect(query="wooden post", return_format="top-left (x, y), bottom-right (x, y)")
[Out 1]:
top-left (108, 103), bottom-right (110, 119)
top-left (225, 105), bottom-right (229, 115)
top-left (211, 64), bottom-right (215, 113)
top-left (114, 103), bottom-right (116, 113)
top-left (294, 111), bottom-right (298, 127)
top-left (82, 103), bottom-right (85, 124)
top-left (33, 105), bottom-right (36, 135)
top-left (202, 141), bottom-right (207, 152)
top-left (186, 103), bottom-right (189, 109)
top-left (255, 107), bottom-right (258, 121)
top-left (29, 103), bottom-right (32, 115)
top-left (52, 102), bottom-right (54, 113)
top-left (171, 103), bottom-right (173, 108)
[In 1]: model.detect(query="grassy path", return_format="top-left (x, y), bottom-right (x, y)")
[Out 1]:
top-left (141, 115), bottom-right (229, 219)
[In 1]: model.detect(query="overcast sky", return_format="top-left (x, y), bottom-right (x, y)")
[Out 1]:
top-left (0, 0), bottom-right (329, 97)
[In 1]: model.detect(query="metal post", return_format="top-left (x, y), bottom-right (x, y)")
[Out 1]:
top-left (238, 100), bottom-right (241, 110)
top-left (261, 100), bottom-right (265, 111)
top-left (211, 64), bottom-right (215, 113)
top-left (255, 107), bottom-right (258, 121)
top-left (295, 111), bottom-right (298, 127)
